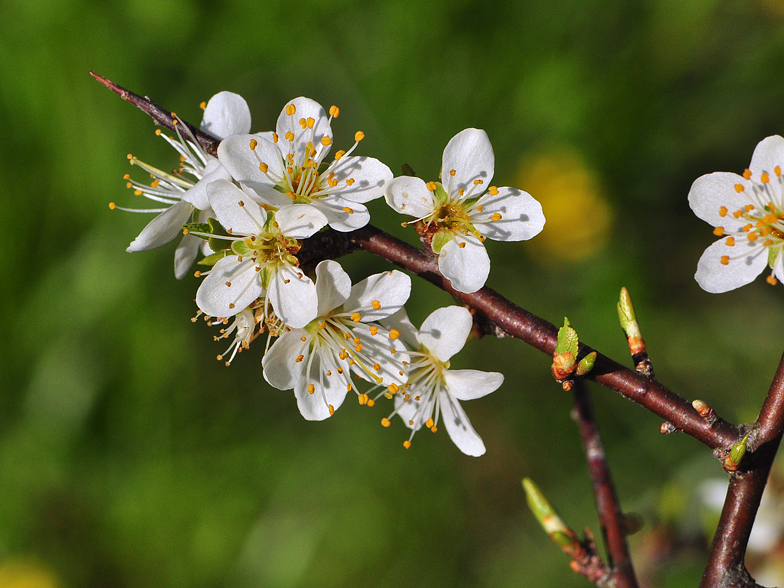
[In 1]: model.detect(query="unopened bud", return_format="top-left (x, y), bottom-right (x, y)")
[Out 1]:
top-left (522, 478), bottom-right (582, 557)
top-left (724, 433), bottom-right (750, 471)
top-left (576, 352), bottom-right (597, 376)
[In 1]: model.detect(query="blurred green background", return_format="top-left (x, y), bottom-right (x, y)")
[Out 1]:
top-left (4, 0), bottom-right (784, 586)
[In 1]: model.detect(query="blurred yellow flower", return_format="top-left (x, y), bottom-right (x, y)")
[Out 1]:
top-left (516, 148), bottom-right (613, 263)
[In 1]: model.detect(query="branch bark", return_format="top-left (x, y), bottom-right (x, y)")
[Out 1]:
top-left (572, 380), bottom-right (639, 588)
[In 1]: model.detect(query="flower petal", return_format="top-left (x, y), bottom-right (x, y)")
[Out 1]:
top-left (688, 172), bottom-right (751, 231)
top-left (379, 308), bottom-right (419, 348)
top-left (438, 234), bottom-right (490, 294)
top-left (262, 329), bottom-right (310, 391)
top-left (314, 260), bottom-right (352, 316)
top-left (174, 233), bottom-right (202, 279)
top-left (328, 156), bottom-right (393, 203)
top-left (126, 199), bottom-right (194, 252)
top-left (474, 187), bottom-right (546, 242)
top-left (695, 237), bottom-right (767, 293)
top-left (275, 204), bottom-right (328, 239)
top-left (206, 180), bottom-right (267, 235)
top-left (268, 266), bottom-right (318, 329)
top-left (444, 369), bottom-right (503, 400)
top-left (309, 197), bottom-right (371, 232)
top-left (385, 176), bottom-right (434, 217)
top-left (200, 91), bottom-right (252, 139)
top-left (195, 255), bottom-right (263, 317)
top-left (442, 128), bottom-right (494, 199)
top-left (181, 158), bottom-right (232, 210)
top-left (344, 270), bottom-right (412, 322)
top-left (217, 134), bottom-right (284, 185)
top-left (440, 392), bottom-right (486, 456)
top-left (276, 97), bottom-right (332, 166)
top-left (417, 306), bottom-right (472, 362)
top-left (749, 135), bottom-right (784, 178)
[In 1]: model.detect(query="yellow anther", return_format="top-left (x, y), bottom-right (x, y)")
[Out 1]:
top-left (735, 184), bottom-right (745, 193)
top-left (194, 271), bottom-right (202, 278)
top-left (272, 133), bottom-right (279, 143)
top-left (307, 384), bottom-right (315, 394)
top-left (713, 226), bottom-right (724, 236)
top-left (762, 172), bottom-right (770, 183)
top-left (488, 186), bottom-right (499, 195)
top-left (458, 242), bottom-right (466, 248)
top-left (777, 166), bottom-right (782, 177)
top-left (381, 418), bottom-right (391, 428)
top-left (286, 104), bottom-right (296, 116)
top-left (355, 343), bottom-right (363, 352)
top-left (369, 326), bottom-right (379, 336)
top-left (355, 131), bottom-right (365, 142)
top-left (353, 336), bottom-right (360, 345)
top-left (733, 210), bottom-right (744, 218)
top-left (328, 404), bottom-right (335, 415)
top-left (346, 383), bottom-right (352, 392)
top-left (351, 312), bottom-right (361, 322)
top-left (764, 239), bottom-right (774, 247)
top-left (726, 237), bottom-right (735, 246)
top-left (720, 255), bottom-right (730, 265)
top-left (367, 399), bottom-right (375, 407)
top-left (449, 169), bottom-right (457, 176)
top-left (371, 300), bottom-right (381, 310)
top-left (329, 105), bottom-right (340, 117)
top-left (109, 202), bottom-right (116, 210)
top-left (477, 205), bottom-right (484, 212)
top-left (719, 206), bottom-right (728, 216)
top-left (430, 425), bottom-right (437, 433)
top-left (346, 178), bottom-right (355, 186)
top-left (426, 181), bottom-right (438, 191)
top-left (259, 162), bottom-right (268, 173)
top-left (296, 355), bottom-right (304, 363)
top-left (748, 232), bottom-right (759, 242)
top-left (387, 383), bottom-right (400, 394)
top-left (403, 441), bottom-right (411, 449)
top-left (229, 303), bottom-right (235, 309)
top-left (373, 363), bottom-right (381, 371)
top-left (743, 169), bottom-right (752, 180)
top-left (134, 189), bottom-right (142, 196)
top-left (285, 131), bottom-right (295, 142)
top-left (301, 336), bottom-right (307, 341)
top-left (320, 321), bottom-right (327, 329)
top-left (306, 117), bottom-right (315, 129)
top-left (249, 139), bottom-right (258, 150)
top-left (768, 275), bottom-right (779, 285)
top-left (745, 204), bottom-right (755, 212)
top-left (321, 136), bottom-right (332, 146)
top-left (491, 212), bottom-right (502, 221)
top-left (389, 329), bottom-right (400, 340)
top-left (473, 179), bottom-right (483, 185)
top-left (334, 150), bottom-right (345, 160)
top-left (743, 224), bottom-right (753, 232)
top-left (199, 101), bottom-right (206, 110)
top-left (343, 207), bottom-right (354, 214)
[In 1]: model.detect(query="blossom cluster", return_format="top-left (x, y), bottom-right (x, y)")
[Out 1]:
top-left (113, 92), bottom-right (544, 455)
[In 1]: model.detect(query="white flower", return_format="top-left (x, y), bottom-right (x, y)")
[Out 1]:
top-left (689, 135), bottom-right (784, 293)
top-left (115, 91), bottom-right (250, 277)
top-left (385, 128), bottom-right (545, 293)
top-left (381, 306), bottom-right (503, 456)
top-left (261, 260), bottom-right (411, 421)
top-left (193, 180), bottom-right (318, 328)
top-left (216, 97), bottom-right (392, 237)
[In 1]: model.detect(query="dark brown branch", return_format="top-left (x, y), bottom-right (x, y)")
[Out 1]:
top-left (571, 380), bottom-right (639, 588)
top-left (90, 72), bottom-right (220, 157)
top-left (700, 349), bottom-right (784, 588)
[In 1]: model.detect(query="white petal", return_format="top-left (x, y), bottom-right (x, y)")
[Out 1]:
top-left (444, 369), bottom-right (504, 400)
top-left (206, 180), bottom-right (267, 235)
top-left (438, 234), bottom-right (490, 294)
top-left (195, 256), bottom-right (263, 317)
top-left (695, 237), bottom-right (767, 293)
top-left (274, 204), bottom-right (328, 239)
top-left (268, 266), bottom-right (318, 329)
top-left (217, 134), bottom-right (284, 185)
top-left (180, 158), bottom-right (233, 210)
top-left (262, 329), bottom-right (310, 390)
top-left (688, 172), bottom-right (751, 231)
top-left (276, 97), bottom-right (332, 166)
top-left (417, 307), bottom-right (472, 362)
top-left (174, 233), bottom-right (202, 279)
top-left (385, 176), bottom-right (434, 217)
top-left (749, 135), bottom-right (784, 177)
top-left (200, 91), bottom-right (252, 139)
top-left (345, 270), bottom-right (412, 322)
top-left (774, 249), bottom-right (784, 283)
top-left (474, 187), bottom-right (546, 242)
top-left (314, 260), bottom-right (352, 316)
top-left (379, 308), bottom-right (419, 348)
top-left (126, 200), bottom-right (194, 252)
top-left (240, 181), bottom-right (293, 209)
top-left (294, 344), bottom-right (351, 421)
top-left (394, 393), bottom-right (422, 430)
top-left (440, 392), bottom-right (486, 457)
top-left (328, 156), bottom-right (393, 203)
top-left (350, 326), bottom-right (410, 387)
top-left (442, 128), bottom-right (494, 199)
top-left (310, 197), bottom-right (371, 232)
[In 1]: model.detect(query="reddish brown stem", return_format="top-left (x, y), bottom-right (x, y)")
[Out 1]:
top-left (571, 380), bottom-right (639, 588)
top-left (700, 349), bottom-right (784, 588)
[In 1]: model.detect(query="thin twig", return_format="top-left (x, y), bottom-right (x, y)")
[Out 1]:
top-left (699, 349), bottom-right (784, 588)
top-left (89, 72), bottom-right (220, 157)
top-left (571, 380), bottom-right (639, 588)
